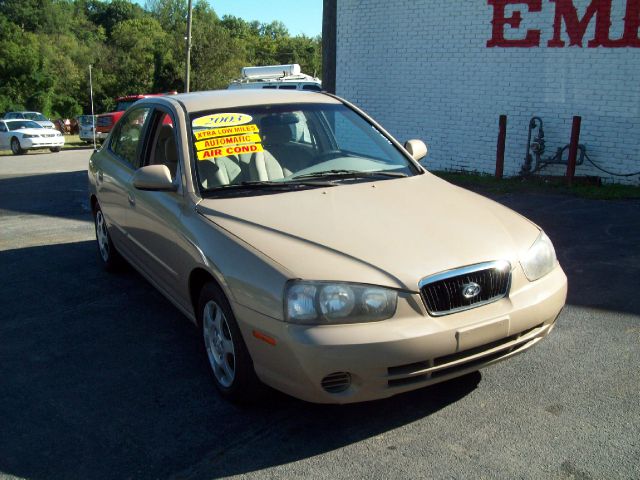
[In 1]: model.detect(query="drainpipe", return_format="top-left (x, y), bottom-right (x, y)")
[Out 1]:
top-left (322, 0), bottom-right (337, 94)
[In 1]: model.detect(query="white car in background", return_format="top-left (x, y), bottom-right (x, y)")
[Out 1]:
top-left (0, 119), bottom-right (65, 154)
top-left (3, 111), bottom-right (57, 129)
top-left (228, 64), bottom-right (322, 91)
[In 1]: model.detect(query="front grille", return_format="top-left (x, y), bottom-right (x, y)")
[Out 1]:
top-left (387, 324), bottom-right (543, 388)
top-left (419, 260), bottom-right (511, 316)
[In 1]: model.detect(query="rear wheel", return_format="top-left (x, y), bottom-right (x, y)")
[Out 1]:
top-left (94, 204), bottom-right (123, 271)
top-left (198, 282), bottom-right (261, 402)
top-left (50, 147), bottom-right (61, 153)
top-left (11, 137), bottom-right (24, 155)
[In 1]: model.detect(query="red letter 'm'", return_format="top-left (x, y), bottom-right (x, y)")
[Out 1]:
top-left (548, 0), bottom-right (615, 48)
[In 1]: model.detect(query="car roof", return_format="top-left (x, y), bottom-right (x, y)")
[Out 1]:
top-left (138, 89), bottom-right (342, 112)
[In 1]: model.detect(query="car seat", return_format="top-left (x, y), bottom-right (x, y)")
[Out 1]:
top-left (260, 116), bottom-right (314, 176)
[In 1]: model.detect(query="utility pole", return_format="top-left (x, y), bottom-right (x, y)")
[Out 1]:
top-left (184, 0), bottom-right (193, 93)
top-left (89, 64), bottom-right (96, 150)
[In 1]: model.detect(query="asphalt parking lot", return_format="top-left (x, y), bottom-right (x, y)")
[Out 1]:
top-left (1, 149), bottom-right (639, 480)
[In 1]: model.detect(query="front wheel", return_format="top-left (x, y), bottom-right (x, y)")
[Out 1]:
top-left (50, 147), bottom-right (61, 153)
top-left (94, 204), bottom-right (123, 271)
top-left (198, 282), bottom-right (262, 402)
top-left (11, 137), bottom-right (25, 155)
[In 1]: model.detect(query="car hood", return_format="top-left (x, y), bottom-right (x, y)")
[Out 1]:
top-left (197, 173), bottom-right (540, 290)
top-left (12, 128), bottom-right (55, 136)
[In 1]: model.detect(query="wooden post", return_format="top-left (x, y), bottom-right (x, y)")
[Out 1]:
top-left (495, 115), bottom-right (507, 179)
top-left (566, 116), bottom-right (582, 186)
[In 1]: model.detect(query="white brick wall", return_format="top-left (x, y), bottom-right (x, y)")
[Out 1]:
top-left (336, 0), bottom-right (640, 184)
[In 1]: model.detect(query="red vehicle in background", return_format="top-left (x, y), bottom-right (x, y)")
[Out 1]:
top-left (95, 91), bottom-right (177, 142)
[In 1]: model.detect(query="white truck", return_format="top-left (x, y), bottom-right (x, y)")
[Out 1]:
top-left (228, 64), bottom-right (322, 91)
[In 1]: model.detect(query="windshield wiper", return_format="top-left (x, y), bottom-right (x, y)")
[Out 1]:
top-left (292, 169), bottom-right (408, 180)
top-left (203, 179), bottom-right (336, 195)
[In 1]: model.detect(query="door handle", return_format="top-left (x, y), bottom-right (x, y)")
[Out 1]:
top-left (127, 192), bottom-right (136, 206)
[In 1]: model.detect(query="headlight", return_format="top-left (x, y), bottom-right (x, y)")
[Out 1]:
top-left (22, 134), bottom-right (38, 138)
top-left (520, 231), bottom-right (557, 281)
top-left (285, 281), bottom-right (398, 325)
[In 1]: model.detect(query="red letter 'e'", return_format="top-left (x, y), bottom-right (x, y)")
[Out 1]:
top-left (487, 0), bottom-right (542, 48)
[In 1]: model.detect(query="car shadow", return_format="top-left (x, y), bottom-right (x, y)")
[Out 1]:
top-left (0, 240), bottom-right (481, 480)
top-left (0, 170), bottom-right (91, 220)
top-left (488, 192), bottom-right (640, 317)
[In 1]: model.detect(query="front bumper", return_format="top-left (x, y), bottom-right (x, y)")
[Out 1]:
top-left (79, 129), bottom-right (95, 142)
top-left (22, 136), bottom-right (65, 149)
top-left (236, 264), bottom-right (567, 404)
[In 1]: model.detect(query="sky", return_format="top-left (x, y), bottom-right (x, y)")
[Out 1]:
top-left (209, 0), bottom-right (323, 37)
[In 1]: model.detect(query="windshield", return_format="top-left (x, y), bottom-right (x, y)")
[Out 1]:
top-left (7, 120), bottom-right (42, 130)
top-left (78, 115), bottom-right (96, 126)
top-left (23, 112), bottom-right (47, 121)
top-left (189, 103), bottom-right (419, 193)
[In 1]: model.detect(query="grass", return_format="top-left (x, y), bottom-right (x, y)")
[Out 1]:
top-left (62, 134), bottom-right (94, 150)
top-left (0, 133), bottom-right (93, 156)
top-left (433, 170), bottom-right (640, 200)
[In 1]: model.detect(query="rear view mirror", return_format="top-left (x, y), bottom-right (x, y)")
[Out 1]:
top-left (132, 165), bottom-right (176, 191)
top-left (404, 139), bottom-right (428, 161)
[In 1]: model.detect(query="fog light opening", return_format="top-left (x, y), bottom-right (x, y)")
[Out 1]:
top-left (321, 372), bottom-right (352, 393)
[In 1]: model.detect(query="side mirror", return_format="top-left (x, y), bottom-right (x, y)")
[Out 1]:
top-left (132, 165), bottom-right (176, 191)
top-left (404, 139), bottom-right (428, 162)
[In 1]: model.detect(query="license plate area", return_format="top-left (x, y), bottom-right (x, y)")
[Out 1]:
top-left (455, 317), bottom-right (510, 351)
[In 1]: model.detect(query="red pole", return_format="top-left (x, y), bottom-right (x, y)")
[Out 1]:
top-left (495, 115), bottom-right (507, 179)
top-left (566, 116), bottom-right (582, 186)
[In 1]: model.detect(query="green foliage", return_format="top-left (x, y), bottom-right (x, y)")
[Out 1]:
top-left (0, 0), bottom-right (323, 118)
top-left (433, 171), bottom-right (640, 199)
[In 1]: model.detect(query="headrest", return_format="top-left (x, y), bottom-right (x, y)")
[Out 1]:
top-left (165, 132), bottom-right (178, 164)
top-left (157, 124), bottom-right (177, 164)
top-left (157, 124), bottom-right (174, 142)
top-left (261, 113), bottom-right (299, 126)
top-left (261, 122), bottom-right (292, 144)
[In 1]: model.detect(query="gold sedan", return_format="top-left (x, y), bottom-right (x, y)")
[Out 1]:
top-left (88, 90), bottom-right (567, 404)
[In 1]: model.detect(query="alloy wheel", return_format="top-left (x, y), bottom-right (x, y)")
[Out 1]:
top-left (95, 210), bottom-right (110, 262)
top-left (203, 300), bottom-right (236, 388)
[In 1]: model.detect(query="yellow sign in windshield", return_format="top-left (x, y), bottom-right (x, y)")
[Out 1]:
top-left (197, 143), bottom-right (264, 160)
top-left (194, 124), bottom-right (259, 140)
top-left (195, 133), bottom-right (261, 151)
top-left (192, 113), bottom-right (252, 128)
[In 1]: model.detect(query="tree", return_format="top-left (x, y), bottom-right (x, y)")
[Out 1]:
top-left (189, 1), bottom-right (245, 90)
top-left (86, 0), bottom-right (145, 37)
top-left (0, 0), bottom-right (322, 116)
top-left (109, 17), bottom-right (173, 94)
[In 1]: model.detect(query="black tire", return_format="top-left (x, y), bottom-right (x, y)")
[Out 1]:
top-left (50, 147), bottom-right (61, 153)
top-left (11, 137), bottom-right (25, 155)
top-left (198, 282), bottom-right (262, 402)
top-left (93, 204), bottom-right (124, 272)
